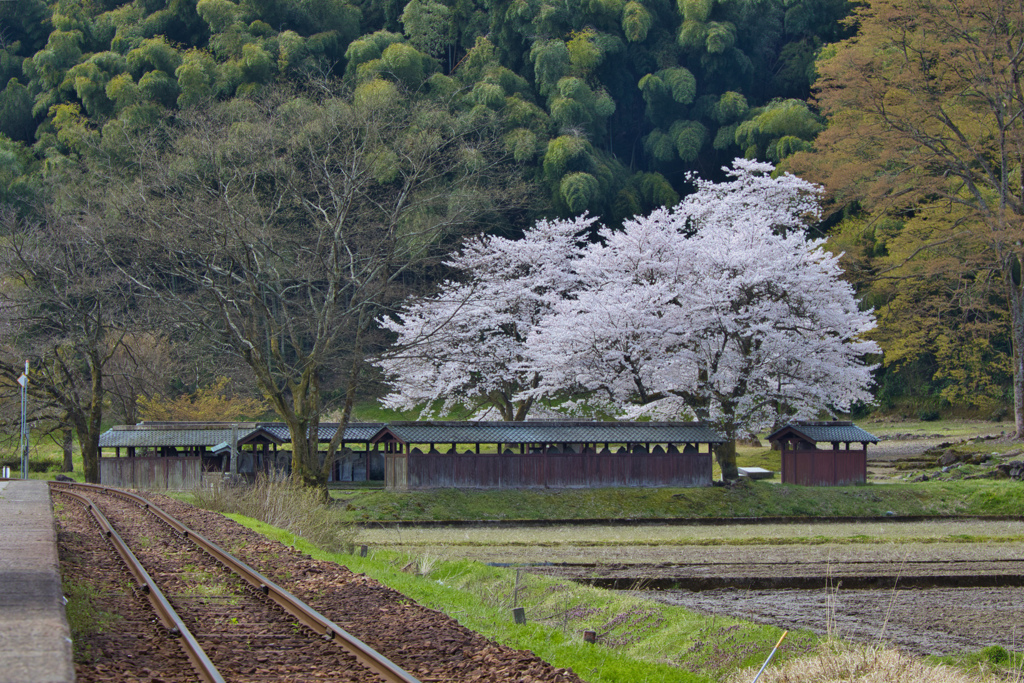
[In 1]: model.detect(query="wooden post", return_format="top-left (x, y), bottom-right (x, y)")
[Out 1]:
top-left (513, 567), bottom-right (521, 608)
top-left (230, 423), bottom-right (239, 475)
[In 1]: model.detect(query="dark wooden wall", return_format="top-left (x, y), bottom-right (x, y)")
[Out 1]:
top-left (386, 449), bottom-right (712, 490)
top-left (780, 449), bottom-right (866, 486)
top-left (100, 457), bottom-right (202, 490)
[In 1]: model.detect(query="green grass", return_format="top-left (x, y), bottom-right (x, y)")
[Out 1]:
top-left (331, 478), bottom-right (1024, 522)
top-left (226, 514), bottom-right (818, 683)
top-left (0, 430), bottom-right (85, 481)
top-left (61, 579), bottom-right (122, 662)
top-left (930, 645), bottom-right (1024, 680)
top-left (733, 447), bottom-right (781, 472)
top-left (857, 418), bottom-right (1008, 439)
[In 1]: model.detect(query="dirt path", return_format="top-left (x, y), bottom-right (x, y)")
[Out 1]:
top-left (869, 436), bottom-right (970, 462)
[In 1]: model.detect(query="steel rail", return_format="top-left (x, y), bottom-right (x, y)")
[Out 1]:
top-left (53, 481), bottom-right (421, 683)
top-left (52, 485), bottom-right (225, 683)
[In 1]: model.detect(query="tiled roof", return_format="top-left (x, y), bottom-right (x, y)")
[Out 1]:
top-left (372, 421), bottom-right (726, 445)
top-left (261, 423), bottom-right (385, 443)
top-left (767, 421), bottom-right (879, 444)
top-left (99, 420), bottom-right (725, 449)
top-left (100, 426), bottom-right (258, 448)
top-left (99, 422), bottom-right (385, 448)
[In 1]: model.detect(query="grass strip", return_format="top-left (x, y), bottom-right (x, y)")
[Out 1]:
top-left (332, 480), bottom-right (1024, 522)
top-left (353, 534), bottom-right (1024, 547)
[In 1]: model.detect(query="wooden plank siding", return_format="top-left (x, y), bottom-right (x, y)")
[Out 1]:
top-left (780, 449), bottom-right (867, 486)
top-left (387, 449), bottom-right (712, 490)
top-left (99, 457), bottom-right (202, 490)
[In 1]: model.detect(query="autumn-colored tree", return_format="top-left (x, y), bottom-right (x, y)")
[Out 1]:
top-left (138, 377), bottom-right (267, 422)
top-left (825, 214), bottom-right (1011, 415)
top-left (790, 0), bottom-right (1024, 432)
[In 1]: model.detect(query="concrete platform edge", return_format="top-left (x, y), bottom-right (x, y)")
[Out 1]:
top-left (0, 480), bottom-right (75, 683)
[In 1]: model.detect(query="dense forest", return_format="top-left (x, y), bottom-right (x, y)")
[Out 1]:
top-left (0, 0), bottom-right (846, 216)
top-left (0, 0), bottom-right (1019, 480)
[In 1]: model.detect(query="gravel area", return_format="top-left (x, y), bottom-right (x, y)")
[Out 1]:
top-left (56, 488), bottom-right (586, 683)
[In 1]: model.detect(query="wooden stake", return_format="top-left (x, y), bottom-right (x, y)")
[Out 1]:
top-left (751, 630), bottom-right (788, 683)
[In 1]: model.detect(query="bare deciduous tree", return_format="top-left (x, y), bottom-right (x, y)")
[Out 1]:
top-left (0, 205), bottom-right (138, 482)
top-left (118, 82), bottom-right (527, 490)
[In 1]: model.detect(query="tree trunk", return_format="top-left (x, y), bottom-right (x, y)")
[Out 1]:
top-left (286, 414), bottom-right (324, 490)
top-left (321, 360), bottom-right (363, 498)
top-left (62, 426), bottom-right (73, 472)
top-left (1007, 259), bottom-right (1024, 438)
top-left (712, 405), bottom-right (741, 482)
top-left (714, 439), bottom-right (739, 482)
top-left (81, 439), bottom-right (99, 483)
top-left (74, 410), bottom-right (100, 483)
top-left (71, 352), bottom-right (107, 484)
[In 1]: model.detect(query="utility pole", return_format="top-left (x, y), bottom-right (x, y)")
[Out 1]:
top-left (18, 361), bottom-right (28, 479)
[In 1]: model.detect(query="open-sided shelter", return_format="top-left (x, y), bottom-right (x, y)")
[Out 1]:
top-left (372, 421), bottom-right (726, 490)
top-left (98, 421), bottom-right (383, 487)
top-left (768, 421), bottom-right (879, 486)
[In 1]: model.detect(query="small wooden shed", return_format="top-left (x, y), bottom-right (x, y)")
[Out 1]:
top-left (98, 422), bottom-right (284, 483)
top-left (374, 420), bottom-right (726, 490)
top-left (768, 421), bottom-right (879, 486)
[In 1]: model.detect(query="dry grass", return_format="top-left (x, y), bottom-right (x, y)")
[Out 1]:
top-left (190, 474), bottom-right (357, 554)
top-left (727, 642), bottom-right (1012, 683)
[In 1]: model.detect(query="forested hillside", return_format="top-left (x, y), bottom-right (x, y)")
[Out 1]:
top-left (0, 0), bottom-right (850, 220)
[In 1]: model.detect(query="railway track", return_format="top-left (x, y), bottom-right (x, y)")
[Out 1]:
top-left (51, 482), bottom-right (420, 683)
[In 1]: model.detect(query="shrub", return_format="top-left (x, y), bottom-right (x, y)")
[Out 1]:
top-left (980, 645), bottom-right (1009, 665)
top-left (191, 474), bottom-right (356, 554)
top-left (727, 642), bottom-right (1007, 683)
top-left (0, 456), bottom-right (62, 473)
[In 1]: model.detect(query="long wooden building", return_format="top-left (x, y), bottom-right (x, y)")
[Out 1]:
top-left (98, 419), bottom-right (726, 490)
top-left (374, 421), bottom-right (725, 490)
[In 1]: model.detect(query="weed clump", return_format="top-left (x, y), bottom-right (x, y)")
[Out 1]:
top-left (191, 474), bottom-right (356, 554)
top-left (726, 642), bottom-right (1012, 683)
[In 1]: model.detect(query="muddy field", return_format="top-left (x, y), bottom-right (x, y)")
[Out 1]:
top-left (645, 585), bottom-right (1024, 656)
top-left (561, 540), bottom-right (1024, 655)
top-left (363, 519), bottom-right (1024, 656)
top-left (527, 540), bottom-right (1024, 655)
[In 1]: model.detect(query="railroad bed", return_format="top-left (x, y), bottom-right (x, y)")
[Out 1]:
top-left (53, 483), bottom-right (583, 683)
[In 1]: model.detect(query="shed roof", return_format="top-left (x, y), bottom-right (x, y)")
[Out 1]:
top-left (99, 422), bottom-right (383, 449)
top-left (767, 421), bottom-right (879, 445)
top-left (261, 423), bottom-right (385, 443)
top-left (99, 425), bottom-right (279, 448)
top-left (370, 421), bottom-right (726, 445)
